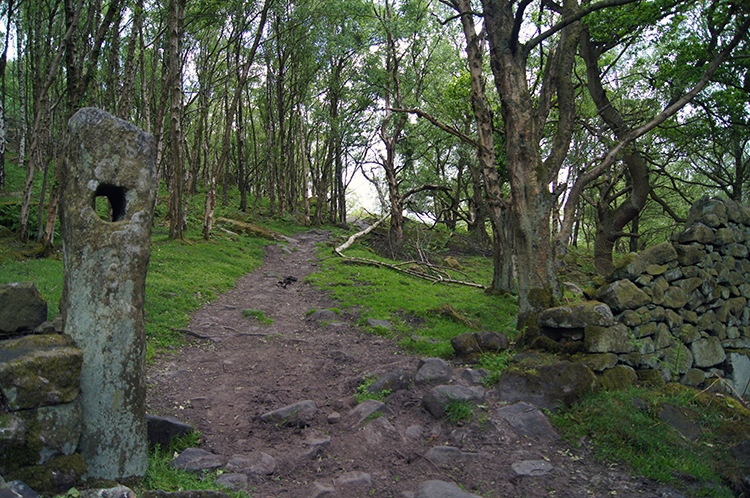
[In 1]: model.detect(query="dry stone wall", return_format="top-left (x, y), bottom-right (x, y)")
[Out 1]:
top-left (540, 196), bottom-right (750, 397)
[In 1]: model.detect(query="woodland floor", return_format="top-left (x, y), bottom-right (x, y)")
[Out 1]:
top-left (146, 229), bottom-right (680, 498)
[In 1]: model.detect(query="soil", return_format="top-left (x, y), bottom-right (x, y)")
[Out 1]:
top-left (146, 230), bottom-right (675, 498)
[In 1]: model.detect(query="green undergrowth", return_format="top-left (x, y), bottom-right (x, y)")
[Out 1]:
top-left (140, 433), bottom-right (249, 497)
top-left (307, 243), bottom-right (518, 358)
top-left (549, 385), bottom-right (743, 497)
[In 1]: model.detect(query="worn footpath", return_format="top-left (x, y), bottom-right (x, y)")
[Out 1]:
top-left (146, 230), bottom-right (680, 498)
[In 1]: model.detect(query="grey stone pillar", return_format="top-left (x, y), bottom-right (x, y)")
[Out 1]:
top-left (60, 108), bottom-right (156, 480)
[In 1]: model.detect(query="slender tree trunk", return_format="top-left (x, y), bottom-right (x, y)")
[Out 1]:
top-left (118, 0), bottom-right (143, 120)
top-left (167, 0), bottom-right (186, 240)
top-left (0, 0), bottom-right (12, 190)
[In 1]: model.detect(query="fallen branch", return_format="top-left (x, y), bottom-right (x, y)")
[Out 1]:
top-left (335, 214), bottom-right (390, 255)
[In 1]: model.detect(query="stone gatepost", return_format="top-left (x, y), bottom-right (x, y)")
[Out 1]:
top-left (60, 108), bottom-right (156, 479)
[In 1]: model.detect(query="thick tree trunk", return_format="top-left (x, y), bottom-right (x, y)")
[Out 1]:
top-left (167, 0), bottom-right (186, 240)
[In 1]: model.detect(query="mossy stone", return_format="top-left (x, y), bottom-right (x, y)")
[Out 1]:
top-left (573, 353), bottom-right (618, 372)
top-left (7, 453), bottom-right (87, 494)
top-left (598, 365), bottom-right (638, 391)
top-left (636, 369), bottom-right (665, 387)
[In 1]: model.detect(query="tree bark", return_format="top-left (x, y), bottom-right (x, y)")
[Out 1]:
top-left (167, 0), bottom-right (186, 240)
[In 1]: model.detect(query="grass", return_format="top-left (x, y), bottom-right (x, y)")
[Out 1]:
top-left (242, 308), bottom-right (273, 324)
top-left (476, 350), bottom-right (514, 386)
top-left (307, 242), bottom-right (519, 358)
top-left (445, 399), bottom-right (475, 424)
top-left (549, 385), bottom-right (742, 497)
top-left (354, 375), bottom-right (392, 403)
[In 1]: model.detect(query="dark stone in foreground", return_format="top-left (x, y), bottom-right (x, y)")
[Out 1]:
top-left (414, 480), bottom-right (482, 498)
top-left (494, 362), bottom-right (596, 412)
top-left (146, 414), bottom-right (194, 448)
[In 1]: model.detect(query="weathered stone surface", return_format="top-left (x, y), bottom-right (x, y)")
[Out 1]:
top-left (512, 460), bottom-right (555, 477)
top-left (495, 362), bottom-right (596, 412)
top-left (584, 324), bottom-right (635, 354)
top-left (0, 334), bottom-right (82, 411)
top-left (214, 474), bottom-right (249, 492)
top-left (366, 369), bottom-right (411, 394)
top-left (170, 448), bottom-right (225, 473)
top-left (618, 310), bottom-right (642, 327)
top-left (362, 415), bottom-right (398, 447)
top-left (347, 399), bottom-right (394, 425)
top-left (495, 401), bottom-right (557, 439)
top-left (0, 282), bottom-right (48, 336)
top-left (657, 404), bottom-right (701, 441)
top-left (662, 286), bottom-right (689, 309)
top-left (662, 344), bottom-right (694, 375)
top-left (538, 301), bottom-right (614, 329)
top-left (146, 414), bottom-right (194, 449)
top-left (61, 108), bottom-right (157, 480)
top-left (641, 242), bottom-right (679, 265)
top-left (307, 309), bottom-right (338, 322)
top-left (691, 337), bottom-right (726, 368)
top-left (597, 280), bottom-right (651, 313)
top-left (685, 196), bottom-right (728, 227)
top-left (225, 452), bottom-right (277, 475)
top-left (675, 244), bottom-right (705, 266)
top-left (36, 400), bottom-right (82, 464)
top-left (610, 253), bottom-right (646, 281)
top-left (677, 224), bottom-right (715, 244)
top-left (475, 330), bottom-right (510, 352)
top-left (261, 400), bottom-right (317, 427)
top-left (414, 480), bottom-right (482, 498)
top-left (415, 358), bottom-right (451, 385)
top-left (423, 385), bottom-right (485, 418)
top-left (78, 485), bottom-right (137, 498)
top-left (681, 369), bottom-right (706, 387)
top-left (0, 480), bottom-right (39, 498)
top-left (142, 491), bottom-right (230, 498)
top-left (450, 333), bottom-right (480, 360)
top-left (725, 351), bottom-right (750, 398)
top-left (598, 365), bottom-right (638, 391)
top-left (425, 446), bottom-right (465, 466)
top-left (460, 368), bottom-right (490, 385)
top-left (365, 318), bottom-right (392, 330)
top-left (333, 471), bottom-right (372, 490)
top-left (573, 353), bottom-right (618, 372)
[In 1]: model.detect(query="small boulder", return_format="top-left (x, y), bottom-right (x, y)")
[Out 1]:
top-left (146, 414), bottom-right (194, 449)
top-left (415, 480), bottom-right (482, 498)
top-left (495, 402), bottom-right (557, 439)
top-left (423, 385), bottom-right (485, 419)
top-left (495, 362), bottom-right (596, 412)
top-left (170, 448), bottom-right (225, 473)
top-left (415, 358), bottom-right (451, 385)
top-left (260, 400), bottom-right (317, 427)
top-left (597, 280), bottom-right (651, 313)
top-left (539, 301), bottom-right (615, 329)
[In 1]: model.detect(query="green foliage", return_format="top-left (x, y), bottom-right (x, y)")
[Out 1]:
top-left (549, 386), bottom-right (739, 497)
top-left (476, 350), bottom-right (514, 386)
top-left (307, 239), bottom-right (518, 358)
top-left (243, 309), bottom-right (273, 325)
top-left (354, 375), bottom-right (392, 404)
top-left (444, 399), bottom-right (474, 425)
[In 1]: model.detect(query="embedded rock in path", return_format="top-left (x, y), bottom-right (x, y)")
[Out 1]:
top-left (512, 459), bottom-right (555, 477)
top-left (170, 448), bottom-right (225, 473)
top-left (333, 471), bottom-right (372, 491)
top-left (362, 415), bottom-right (399, 447)
top-left (366, 318), bottom-right (392, 330)
top-left (495, 401), bottom-right (557, 440)
top-left (415, 358), bottom-right (451, 385)
top-left (366, 369), bottom-right (411, 395)
top-left (657, 404), bottom-right (702, 441)
top-left (451, 331), bottom-right (510, 361)
top-left (414, 480), bottom-right (482, 498)
top-left (214, 474), bottom-right (248, 492)
top-left (425, 446), bottom-right (480, 466)
top-left (347, 399), bottom-right (394, 425)
top-left (495, 362), bottom-right (596, 412)
top-left (225, 452), bottom-right (277, 475)
top-left (0, 282), bottom-right (48, 336)
top-left (422, 385), bottom-right (485, 418)
top-left (300, 430), bottom-right (331, 459)
top-left (146, 414), bottom-right (194, 448)
top-left (260, 400), bottom-right (317, 427)
top-left (307, 310), bottom-right (338, 323)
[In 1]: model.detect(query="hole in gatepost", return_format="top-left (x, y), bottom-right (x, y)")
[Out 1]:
top-left (94, 184), bottom-right (127, 222)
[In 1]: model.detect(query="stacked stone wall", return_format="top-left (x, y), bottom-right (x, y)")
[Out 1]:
top-left (0, 282), bottom-right (84, 477)
top-left (540, 196), bottom-right (750, 396)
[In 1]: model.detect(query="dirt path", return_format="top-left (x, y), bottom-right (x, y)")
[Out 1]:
top-left (146, 230), bottom-right (674, 498)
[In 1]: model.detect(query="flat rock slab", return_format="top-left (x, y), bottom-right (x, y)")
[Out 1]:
top-left (260, 400), bottom-right (317, 427)
top-left (78, 486), bottom-right (137, 498)
top-left (225, 452), bottom-right (277, 475)
top-left (170, 448), bottom-right (225, 472)
top-left (425, 446), bottom-right (479, 466)
top-left (146, 414), bottom-right (194, 448)
top-left (414, 480), bottom-right (482, 498)
top-left (495, 402), bottom-right (557, 440)
top-left (511, 459), bottom-right (555, 477)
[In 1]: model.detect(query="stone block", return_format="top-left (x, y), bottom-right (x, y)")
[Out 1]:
top-left (0, 282), bottom-right (48, 336)
top-left (494, 362), bottom-right (596, 412)
top-left (597, 280), bottom-right (651, 313)
top-left (0, 335), bottom-right (82, 410)
top-left (584, 323), bottom-right (635, 354)
top-left (691, 337), bottom-right (726, 368)
top-left (538, 301), bottom-right (614, 329)
top-left (640, 241), bottom-right (678, 265)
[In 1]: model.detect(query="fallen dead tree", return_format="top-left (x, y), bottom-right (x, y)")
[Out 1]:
top-left (334, 215), bottom-right (486, 290)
